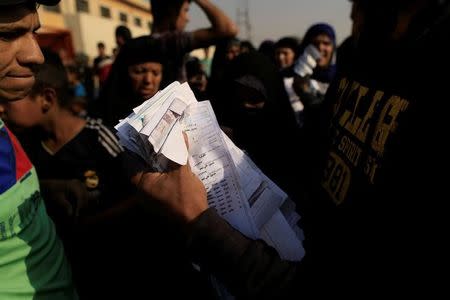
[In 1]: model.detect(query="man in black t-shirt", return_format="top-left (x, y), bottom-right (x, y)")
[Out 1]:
top-left (93, 42), bottom-right (110, 75)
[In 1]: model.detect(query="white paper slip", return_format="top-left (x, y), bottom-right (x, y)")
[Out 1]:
top-left (148, 108), bottom-right (179, 153)
top-left (224, 132), bottom-right (287, 226)
top-left (158, 120), bottom-right (188, 165)
top-left (280, 198), bottom-right (304, 242)
top-left (182, 101), bottom-right (258, 239)
top-left (248, 183), bottom-right (286, 229)
top-left (223, 132), bottom-right (262, 200)
top-left (133, 81), bottom-right (180, 115)
top-left (260, 210), bottom-right (305, 261)
top-left (140, 83), bottom-right (193, 138)
top-left (116, 122), bottom-right (150, 163)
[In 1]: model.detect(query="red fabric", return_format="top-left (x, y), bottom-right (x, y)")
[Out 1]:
top-left (98, 63), bottom-right (113, 87)
top-left (6, 127), bottom-right (33, 181)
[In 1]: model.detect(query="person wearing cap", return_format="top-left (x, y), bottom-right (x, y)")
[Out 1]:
top-left (0, 1), bottom-right (77, 299)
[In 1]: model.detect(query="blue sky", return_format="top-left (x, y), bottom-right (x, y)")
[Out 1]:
top-left (187, 0), bottom-right (353, 47)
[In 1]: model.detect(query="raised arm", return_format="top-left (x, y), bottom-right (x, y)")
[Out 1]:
top-left (191, 0), bottom-right (239, 48)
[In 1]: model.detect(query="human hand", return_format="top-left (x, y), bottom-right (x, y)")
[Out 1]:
top-left (131, 132), bottom-right (208, 224)
top-left (40, 179), bottom-right (90, 218)
top-left (292, 75), bottom-right (310, 96)
top-left (135, 162), bottom-right (208, 224)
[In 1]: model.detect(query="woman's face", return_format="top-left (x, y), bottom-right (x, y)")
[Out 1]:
top-left (226, 45), bottom-right (241, 61)
top-left (312, 34), bottom-right (334, 68)
top-left (188, 73), bottom-right (207, 93)
top-left (128, 62), bottom-right (163, 100)
top-left (275, 47), bottom-right (295, 69)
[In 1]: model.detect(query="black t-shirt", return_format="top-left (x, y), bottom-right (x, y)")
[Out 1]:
top-left (306, 5), bottom-right (450, 294)
top-left (29, 118), bottom-right (131, 212)
top-left (22, 118), bottom-right (147, 296)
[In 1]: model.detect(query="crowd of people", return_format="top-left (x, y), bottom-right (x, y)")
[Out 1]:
top-left (1, 0), bottom-right (448, 298)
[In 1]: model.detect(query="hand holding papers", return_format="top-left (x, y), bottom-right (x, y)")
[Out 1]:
top-left (116, 82), bottom-right (304, 261)
top-left (137, 160), bottom-right (209, 224)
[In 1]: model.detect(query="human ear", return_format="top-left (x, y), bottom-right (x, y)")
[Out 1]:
top-left (40, 88), bottom-right (57, 113)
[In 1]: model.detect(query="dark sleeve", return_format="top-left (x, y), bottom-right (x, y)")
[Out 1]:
top-left (158, 31), bottom-right (195, 58)
top-left (185, 209), bottom-right (309, 299)
top-left (120, 149), bottom-right (153, 179)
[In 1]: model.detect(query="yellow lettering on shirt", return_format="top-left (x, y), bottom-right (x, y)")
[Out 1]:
top-left (371, 96), bottom-right (409, 154)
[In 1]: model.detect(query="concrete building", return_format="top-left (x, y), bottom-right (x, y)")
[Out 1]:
top-left (38, 0), bottom-right (152, 62)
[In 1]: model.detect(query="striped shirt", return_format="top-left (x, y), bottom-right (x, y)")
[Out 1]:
top-left (26, 118), bottom-right (130, 212)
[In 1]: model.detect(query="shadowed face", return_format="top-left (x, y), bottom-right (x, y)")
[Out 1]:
top-left (226, 45), bottom-right (241, 61)
top-left (312, 34), bottom-right (333, 68)
top-left (128, 62), bottom-right (163, 100)
top-left (0, 4), bottom-right (44, 102)
top-left (175, 1), bottom-right (190, 31)
top-left (275, 47), bottom-right (296, 69)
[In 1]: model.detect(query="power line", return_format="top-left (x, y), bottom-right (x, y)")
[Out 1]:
top-left (236, 0), bottom-right (252, 41)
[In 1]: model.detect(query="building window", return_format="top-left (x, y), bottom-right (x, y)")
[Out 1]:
top-left (148, 21), bottom-right (153, 30)
top-left (100, 6), bottom-right (111, 19)
top-left (134, 17), bottom-right (142, 27)
top-left (43, 4), bottom-right (61, 13)
top-left (76, 0), bottom-right (89, 13)
top-left (119, 12), bottom-right (128, 23)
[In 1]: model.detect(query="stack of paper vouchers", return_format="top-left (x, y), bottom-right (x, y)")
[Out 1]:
top-left (115, 82), bottom-right (305, 261)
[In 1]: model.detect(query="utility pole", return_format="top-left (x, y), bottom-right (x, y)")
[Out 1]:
top-left (236, 0), bottom-right (252, 41)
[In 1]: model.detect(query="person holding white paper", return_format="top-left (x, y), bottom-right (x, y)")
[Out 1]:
top-left (292, 23), bottom-right (337, 111)
top-left (132, 0), bottom-right (450, 298)
top-left (132, 159), bottom-right (306, 299)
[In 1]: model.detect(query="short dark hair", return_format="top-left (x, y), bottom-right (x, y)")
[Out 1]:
top-left (150, 0), bottom-right (191, 27)
top-left (97, 42), bottom-right (105, 49)
top-left (115, 25), bottom-right (132, 41)
top-left (30, 49), bottom-right (71, 108)
top-left (275, 37), bottom-right (299, 51)
top-left (0, 1), bottom-right (38, 11)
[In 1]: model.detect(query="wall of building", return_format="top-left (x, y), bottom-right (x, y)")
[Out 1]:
top-left (38, 0), bottom-right (152, 62)
top-left (39, 6), bottom-right (66, 28)
top-left (76, 13), bottom-right (150, 60)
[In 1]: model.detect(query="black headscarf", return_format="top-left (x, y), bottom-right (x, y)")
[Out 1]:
top-left (92, 36), bottom-right (166, 126)
top-left (217, 52), bottom-right (301, 190)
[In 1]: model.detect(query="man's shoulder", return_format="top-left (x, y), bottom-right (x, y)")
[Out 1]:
top-left (84, 118), bottom-right (123, 158)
